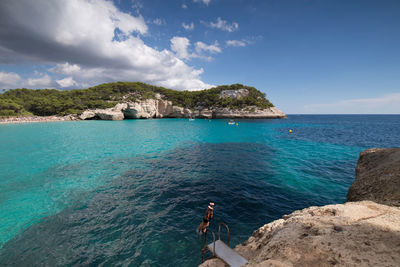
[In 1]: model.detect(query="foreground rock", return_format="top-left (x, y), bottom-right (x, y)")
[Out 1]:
top-left (237, 201), bottom-right (400, 266)
top-left (200, 201), bottom-right (400, 267)
top-left (347, 148), bottom-right (400, 207)
top-left (200, 148), bottom-right (400, 267)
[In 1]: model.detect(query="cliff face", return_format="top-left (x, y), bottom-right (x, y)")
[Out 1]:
top-left (234, 201), bottom-right (400, 267)
top-left (79, 90), bottom-right (286, 120)
top-left (200, 148), bottom-right (400, 267)
top-left (347, 148), bottom-right (400, 207)
top-left (0, 82), bottom-right (282, 118)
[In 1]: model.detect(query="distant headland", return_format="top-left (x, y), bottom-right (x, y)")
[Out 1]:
top-left (0, 82), bottom-right (286, 123)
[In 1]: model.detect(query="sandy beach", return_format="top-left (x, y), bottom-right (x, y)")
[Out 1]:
top-left (0, 115), bottom-right (77, 124)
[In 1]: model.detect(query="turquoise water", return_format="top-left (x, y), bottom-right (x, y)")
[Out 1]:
top-left (0, 115), bottom-right (399, 266)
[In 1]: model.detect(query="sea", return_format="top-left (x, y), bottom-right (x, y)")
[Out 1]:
top-left (0, 115), bottom-right (399, 266)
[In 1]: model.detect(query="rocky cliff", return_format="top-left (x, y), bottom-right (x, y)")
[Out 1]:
top-left (0, 82), bottom-right (285, 118)
top-left (79, 90), bottom-right (286, 120)
top-left (200, 148), bottom-right (400, 267)
top-left (347, 148), bottom-right (400, 207)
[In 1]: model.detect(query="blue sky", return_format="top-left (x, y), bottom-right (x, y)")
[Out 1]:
top-left (0, 0), bottom-right (399, 113)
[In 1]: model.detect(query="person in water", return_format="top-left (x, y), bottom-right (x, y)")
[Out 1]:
top-left (198, 202), bottom-right (214, 233)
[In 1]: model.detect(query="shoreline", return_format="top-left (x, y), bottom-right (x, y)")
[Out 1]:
top-left (0, 115), bottom-right (286, 125)
top-left (0, 115), bottom-right (76, 125)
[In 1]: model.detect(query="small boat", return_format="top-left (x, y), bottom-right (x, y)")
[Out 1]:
top-left (189, 117), bottom-right (195, 121)
top-left (228, 119), bottom-right (235, 125)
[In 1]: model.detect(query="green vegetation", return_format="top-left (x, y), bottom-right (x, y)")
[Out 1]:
top-left (0, 82), bottom-right (274, 117)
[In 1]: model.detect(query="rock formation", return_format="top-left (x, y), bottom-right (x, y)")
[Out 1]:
top-left (219, 89), bottom-right (249, 99)
top-left (79, 98), bottom-right (286, 120)
top-left (233, 201), bottom-right (400, 267)
top-left (347, 148), bottom-right (400, 207)
top-left (80, 104), bottom-right (125, 121)
top-left (199, 148), bottom-right (400, 267)
top-left (210, 107), bottom-right (285, 119)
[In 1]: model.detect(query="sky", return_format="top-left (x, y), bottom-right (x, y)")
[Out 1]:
top-left (0, 0), bottom-right (399, 114)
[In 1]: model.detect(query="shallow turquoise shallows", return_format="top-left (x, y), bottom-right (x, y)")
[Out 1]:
top-left (0, 115), bottom-right (399, 266)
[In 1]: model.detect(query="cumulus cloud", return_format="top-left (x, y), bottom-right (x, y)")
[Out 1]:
top-left (0, 0), bottom-right (212, 90)
top-left (193, 0), bottom-right (211, 6)
top-left (182, 22), bottom-right (195, 31)
top-left (56, 77), bottom-right (77, 88)
top-left (50, 63), bottom-right (81, 75)
top-left (170, 37), bottom-right (221, 61)
top-left (0, 72), bottom-right (22, 88)
top-left (0, 71), bottom-right (53, 89)
top-left (226, 40), bottom-right (247, 47)
top-left (195, 41), bottom-right (221, 54)
top-left (304, 93), bottom-right (400, 114)
top-left (208, 17), bottom-right (238, 32)
top-left (170, 37), bottom-right (191, 60)
top-left (182, 3), bottom-right (188, 9)
top-left (26, 74), bottom-right (52, 88)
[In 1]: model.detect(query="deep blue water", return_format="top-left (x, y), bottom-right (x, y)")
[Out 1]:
top-left (0, 115), bottom-right (399, 266)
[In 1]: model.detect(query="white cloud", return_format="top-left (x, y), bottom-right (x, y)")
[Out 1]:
top-left (131, 0), bottom-right (143, 12)
top-left (170, 37), bottom-right (191, 60)
top-left (0, 72), bottom-right (22, 88)
top-left (193, 0), bottom-right (211, 6)
top-left (26, 74), bottom-right (52, 88)
top-left (226, 40), bottom-right (247, 47)
top-left (50, 63), bottom-right (81, 75)
top-left (170, 37), bottom-right (221, 61)
top-left (152, 18), bottom-right (165, 26)
top-left (208, 17), bottom-right (238, 32)
top-left (0, 0), bottom-right (212, 91)
top-left (182, 3), bottom-right (188, 9)
top-left (195, 41), bottom-right (221, 54)
top-left (304, 93), bottom-right (400, 114)
top-left (0, 71), bottom-right (53, 89)
top-left (182, 22), bottom-right (194, 31)
top-left (56, 77), bottom-right (77, 88)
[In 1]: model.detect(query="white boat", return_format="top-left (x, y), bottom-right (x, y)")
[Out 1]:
top-left (228, 119), bottom-right (235, 125)
top-left (189, 117), bottom-right (195, 121)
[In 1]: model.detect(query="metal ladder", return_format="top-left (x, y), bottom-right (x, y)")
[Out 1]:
top-left (201, 222), bottom-right (248, 267)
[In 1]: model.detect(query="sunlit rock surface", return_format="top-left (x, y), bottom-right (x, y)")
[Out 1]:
top-left (200, 148), bottom-right (400, 267)
top-left (80, 100), bottom-right (286, 120)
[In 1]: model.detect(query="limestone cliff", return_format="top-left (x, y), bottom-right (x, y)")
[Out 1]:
top-left (200, 148), bottom-right (400, 267)
top-left (0, 82), bottom-right (285, 119)
top-left (79, 89), bottom-right (286, 120)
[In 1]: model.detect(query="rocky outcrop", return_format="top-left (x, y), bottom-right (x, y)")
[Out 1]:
top-left (233, 201), bottom-right (400, 267)
top-left (79, 100), bottom-right (286, 120)
top-left (347, 148), bottom-right (400, 207)
top-left (79, 103), bottom-right (125, 120)
top-left (211, 107), bottom-right (285, 119)
top-left (200, 201), bottom-right (400, 267)
top-left (123, 100), bottom-right (158, 119)
top-left (219, 89), bottom-right (249, 99)
top-left (200, 148), bottom-right (400, 267)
